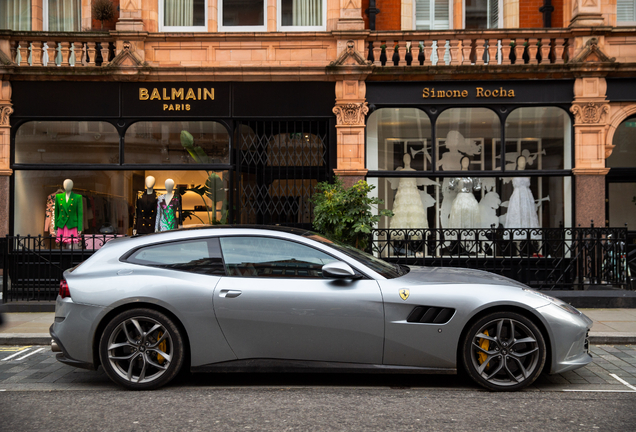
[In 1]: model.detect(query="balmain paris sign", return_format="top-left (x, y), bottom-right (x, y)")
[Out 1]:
top-left (138, 87), bottom-right (215, 111)
top-left (122, 83), bottom-right (230, 117)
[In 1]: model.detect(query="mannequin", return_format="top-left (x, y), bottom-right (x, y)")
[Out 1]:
top-left (156, 179), bottom-right (182, 232)
top-left (54, 179), bottom-right (83, 244)
top-left (505, 155), bottom-right (540, 236)
top-left (134, 176), bottom-right (158, 235)
top-left (448, 157), bottom-right (481, 229)
top-left (389, 153), bottom-right (429, 240)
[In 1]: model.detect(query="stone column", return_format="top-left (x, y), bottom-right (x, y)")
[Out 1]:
top-left (570, 77), bottom-right (611, 228)
top-left (332, 80), bottom-right (368, 188)
top-left (117, 0), bottom-right (145, 31)
top-left (570, 0), bottom-right (605, 27)
top-left (0, 81), bottom-right (13, 236)
top-left (337, 0), bottom-right (365, 30)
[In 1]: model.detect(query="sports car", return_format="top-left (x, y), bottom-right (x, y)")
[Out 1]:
top-left (50, 225), bottom-right (592, 391)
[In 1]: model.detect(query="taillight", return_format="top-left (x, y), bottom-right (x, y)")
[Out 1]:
top-left (59, 280), bottom-right (71, 299)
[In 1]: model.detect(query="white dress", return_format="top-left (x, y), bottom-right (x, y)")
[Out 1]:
top-left (505, 177), bottom-right (540, 238)
top-left (448, 177), bottom-right (481, 229)
top-left (390, 177), bottom-right (428, 240)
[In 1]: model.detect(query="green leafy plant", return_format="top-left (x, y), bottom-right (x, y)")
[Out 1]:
top-left (180, 130), bottom-right (227, 225)
top-left (312, 177), bottom-right (393, 250)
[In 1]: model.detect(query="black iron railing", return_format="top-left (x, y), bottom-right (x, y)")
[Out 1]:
top-left (369, 227), bottom-right (630, 290)
top-left (1, 235), bottom-right (122, 303)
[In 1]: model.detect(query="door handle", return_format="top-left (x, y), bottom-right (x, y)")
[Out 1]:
top-left (219, 289), bottom-right (242, 298)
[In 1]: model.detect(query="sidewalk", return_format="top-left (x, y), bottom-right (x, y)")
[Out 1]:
top-left (1, 309), bottom-right (635, 345)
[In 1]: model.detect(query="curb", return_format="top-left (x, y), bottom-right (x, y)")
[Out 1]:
top-left (0, 333), bottom-right (51, 345)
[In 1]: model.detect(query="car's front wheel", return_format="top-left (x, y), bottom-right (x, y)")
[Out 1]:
top-left (462, 311), bottom-right (546, 391)
top-left (99, 308), bottom-right (184, 390)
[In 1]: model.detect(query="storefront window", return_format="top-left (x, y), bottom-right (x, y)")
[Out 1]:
top-left (124, 121), bottom-right (230, 165)
top-left (607, 116), bottom-right (636, 229)
top-left (15, 121), bottom-right (120, 164)
top-left (607, 116), bottom-right (636, 168)
top-left (14, 170), bottom-right (229, 238)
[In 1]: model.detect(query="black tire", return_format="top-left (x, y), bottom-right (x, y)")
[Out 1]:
top-left (99, 308), bottom-right (184, 390)
top-left (462, 311), bottom-right (546, 391)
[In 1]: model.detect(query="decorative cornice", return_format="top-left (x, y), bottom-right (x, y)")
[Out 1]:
top-left (329, 40), bottom-right (372, 67)
top-left (571, 167), bottom-right (610, 175)
top-left (333, 102), bottom-right (369, 126)
top-left (0, 105), bottom-right (13, 126)
top-left (570, 37), bottom-right (616, 64)
top-left (570, 102), bottom-right (610, 124)
top-left (105, 41), bottom-right (149, 69)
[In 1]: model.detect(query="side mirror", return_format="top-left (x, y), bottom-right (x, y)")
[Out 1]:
top-left (322, 261), bottom-right (359, 279)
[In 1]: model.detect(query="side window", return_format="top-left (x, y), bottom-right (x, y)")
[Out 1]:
top-left (219, 236), bottom-right (338, 278)
top-left (125, 238), bottom-right (225, 276)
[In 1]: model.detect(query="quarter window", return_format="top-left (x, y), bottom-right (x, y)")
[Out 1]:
top-left (219, 236), bottom-right (338, 278)
top-left (125, 238), bottom-right (225, 276)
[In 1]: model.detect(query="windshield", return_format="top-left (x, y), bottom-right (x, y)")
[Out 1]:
top-left (304, 234), bottom-right (405, 279)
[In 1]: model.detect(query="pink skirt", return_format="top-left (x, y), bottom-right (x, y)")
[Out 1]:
top-left (56, 227), bottom-right (80, 244)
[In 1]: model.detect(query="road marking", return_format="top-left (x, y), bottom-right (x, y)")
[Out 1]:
top-left (1, 347), bottom-right (32, 361)
top-left (563, 389), bottom-right (636, 393)
top-left (610, 373), bottom-right (636, 391)
top-left (14, 348), bottom-right (45, 361)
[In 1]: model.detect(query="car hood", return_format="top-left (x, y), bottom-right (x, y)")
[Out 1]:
top-left (398, 265), bottom-right (529, 289)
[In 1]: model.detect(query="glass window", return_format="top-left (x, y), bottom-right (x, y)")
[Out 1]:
top-left (161, 0), bottom-right (207, 31)
top-left (14, 170), bottom-right (228, 238)
top-left (415, 0), bottom-right (450, 30)
top-left (124, 121), bottom-right (230, 165)
top-left (436, 107), bottom-right (500, 171)
top-left (15, 121), bottom-right (120, 164)
top-left (0, 0), bottom-right (31, 30)
top-left (607, 116), bottom-right (636, 168)
top-left (279, 0), bottom-right (325, 30)
top-left (464, 0), bottom-right (499, 29)
top-left (366, 108), bottom-right (432, 171)
top-left (505, 107), bottom-right (571, 171)
top-left (46, 0), bottom-right (81, 31)
top-left (126, 238), bottom-right (225, 275)
top-left (617, 0), bottom-right (636, 24)
top-left (219, 0), bottom-right (266, 31)
top-left (219, 236), bottom-right (338, 278)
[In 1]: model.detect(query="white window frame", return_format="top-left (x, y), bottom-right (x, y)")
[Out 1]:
top-left (159, 0), bottom-right (209, 32)
top-left (218, 0), bottom-right (267, 32)
top-left (277, 0), bottom-right (327, 31)
top-left (617, 0), bottom-right (636, 25)
top-left (462, 0), bottom-right (502, 29)
top-left (42, 0), bottom-right (81, 31)
top-left (413, 0), bottom-right (453, 30)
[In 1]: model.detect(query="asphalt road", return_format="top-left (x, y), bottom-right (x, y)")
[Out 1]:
top-left (1, 345), bottom-right (636, 431)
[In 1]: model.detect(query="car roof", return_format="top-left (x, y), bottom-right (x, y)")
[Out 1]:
top-left (132, 224), bottom-right (315, 240)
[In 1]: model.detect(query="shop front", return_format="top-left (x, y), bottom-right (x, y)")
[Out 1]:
top-left (4, 80), bottom-right (336, 300)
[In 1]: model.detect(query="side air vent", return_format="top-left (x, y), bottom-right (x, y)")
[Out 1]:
top-left (407, 306), bottom-right (456, 324)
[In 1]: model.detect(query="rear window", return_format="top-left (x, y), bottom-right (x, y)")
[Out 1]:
top-left (124, 237), bottom-right (225, 276)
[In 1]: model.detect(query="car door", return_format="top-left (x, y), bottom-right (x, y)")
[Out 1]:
top-left (213, 235), bottom-right (385, 364)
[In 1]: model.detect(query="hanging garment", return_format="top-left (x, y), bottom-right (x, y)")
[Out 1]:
top-left (135, 193), bottom-right (158, 234)
top-left (505, 177), bottom-right (540, 239)
top-left (44, 192), bottom-right (58, 237)
top-left (156, 194), bottom-right (181, 232)
top-left (448, 177), bottom-right (481, 229)
top-left (55, 192), bottom-right (83, 243)
top-left (389, 177), bottom-right (428, 240)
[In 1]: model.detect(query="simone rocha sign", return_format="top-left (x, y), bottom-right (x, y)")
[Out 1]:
top-left (423, 87), bottom-right (516, 98)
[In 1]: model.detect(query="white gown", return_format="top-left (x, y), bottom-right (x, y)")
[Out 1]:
top-left (448, 177), bottom-right (481, 229)
top-left (505, 177), bottom-right (540, 238)
top-left (390, 177), bottom-right (428, 240)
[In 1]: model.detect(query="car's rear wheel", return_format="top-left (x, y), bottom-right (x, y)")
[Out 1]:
top-left (99, 308), bottom-right (184, 390)
top-left (462, 311), bottom-right (546, 391)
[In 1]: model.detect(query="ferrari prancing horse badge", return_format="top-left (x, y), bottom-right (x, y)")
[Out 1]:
top-left (399, 289), bottom-right (410, 301)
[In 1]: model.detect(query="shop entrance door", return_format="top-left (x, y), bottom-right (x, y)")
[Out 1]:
top-left (234, 120), bottom-right (331, 229)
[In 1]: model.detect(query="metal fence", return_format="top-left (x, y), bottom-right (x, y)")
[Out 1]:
top-left (369, 227), bottom-right (630, 290)
top-left (1, 235), bottom-right (122, 303)
top-left (0, 228), bottom-right (631, 304)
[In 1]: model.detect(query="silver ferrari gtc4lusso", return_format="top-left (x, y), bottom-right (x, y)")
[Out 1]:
top-left (50, 225), bottom-right (592, 391)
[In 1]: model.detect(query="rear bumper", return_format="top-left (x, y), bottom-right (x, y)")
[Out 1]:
top-left (50, 324), bottom-right (97, 370)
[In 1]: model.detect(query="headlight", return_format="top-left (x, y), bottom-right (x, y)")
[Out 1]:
top-left (523, 288), bottom-right (581, 315)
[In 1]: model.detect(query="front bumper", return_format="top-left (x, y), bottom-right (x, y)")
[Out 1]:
top-left (537, 303), bottom-right (593, 374)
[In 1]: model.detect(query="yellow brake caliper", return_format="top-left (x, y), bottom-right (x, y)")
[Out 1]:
top-left (477, 330), bottom-right (490, 368)
top-left (157, 331), bottom-right (166, 364)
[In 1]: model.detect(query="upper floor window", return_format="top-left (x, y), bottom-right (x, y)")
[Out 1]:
top-left (415, 0), bottom-right (450, 30)
top-left (44, 0), bottom-right (81, 31)
top-left (617, 0), bottom-right (636, 25)
top-left (160, 0), bottom-right (208, 32)
top-left (0, 0), bottom-right (31, 30)
top-left (279, 0), bottom-right (326, 31)
top-left (465, 0), bottom-right (500, 29)
top-left (219, 0), bottom-right (266, 31)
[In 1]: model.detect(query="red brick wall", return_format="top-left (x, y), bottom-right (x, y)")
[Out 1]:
top-left (366, 0), bottom-right (401, 30)
top-left (520, 0), bottom-right (564, 28)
